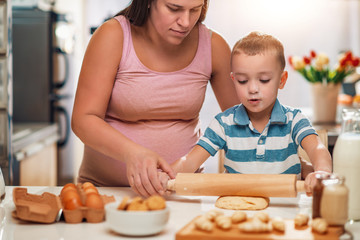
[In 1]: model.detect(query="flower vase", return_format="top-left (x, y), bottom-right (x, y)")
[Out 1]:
top-left (311, 82), bottom-right (341, 124)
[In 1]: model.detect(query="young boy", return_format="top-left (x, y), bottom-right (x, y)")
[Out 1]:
top-left (163, 32), bottom-right (332, 194)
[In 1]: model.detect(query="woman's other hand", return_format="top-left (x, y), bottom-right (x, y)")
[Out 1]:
top-left (126, 146), bottom-right (175, 197)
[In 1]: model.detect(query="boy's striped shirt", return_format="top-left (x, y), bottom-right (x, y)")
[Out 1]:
top-left (197, 99), bottom-right (316, 179)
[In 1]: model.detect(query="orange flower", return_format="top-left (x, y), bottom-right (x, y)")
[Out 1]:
top-left (345, 51), bottom-right (353, 62)
top-left (314, 53), bottom-right (329, 70)
top-left (288, 56), bottom-right (293, 66)
top-left (291, 56), bottom-right (305, 70)
top-left (310, 50), bottom-right (317, 59)
top-left (303, 56), bottom-right (311, 65)
top-left (339, 56), bottom-right (348, 67)
top-left (288, 50), bottom-right (359, 84)
top-left (352, 57), bottom-right (360, 67)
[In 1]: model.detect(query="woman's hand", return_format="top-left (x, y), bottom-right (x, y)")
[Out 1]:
top-left (126, 146), bottom-right (175, 197)
top-left (157, 171), bottom-right (173, 195)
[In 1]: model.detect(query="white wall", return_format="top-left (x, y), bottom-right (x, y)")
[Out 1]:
top-left (204, 0), bottom-right (359, 109)
top-left (84, 0), bottom-right (131, 43)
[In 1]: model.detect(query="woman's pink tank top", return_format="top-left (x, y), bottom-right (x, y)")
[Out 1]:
top-left (78, 15), bottom-right (212, 186)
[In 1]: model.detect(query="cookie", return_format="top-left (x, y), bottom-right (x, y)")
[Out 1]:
top-left (117, 196), bottom-right (130, 210)
top-left (127, 202), bottom-right (149, 211)
top-left (215, 196), bottom-right (269, 210)
top-left (144, 195), bottom-right (166, 210)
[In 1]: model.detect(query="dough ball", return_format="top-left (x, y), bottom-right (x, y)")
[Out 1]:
top-left (215, 196), bottom-right (269, 210)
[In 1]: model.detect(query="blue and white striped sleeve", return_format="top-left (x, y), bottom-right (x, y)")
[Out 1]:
top-left (292, 110), bottom-right (317, 147)
top-left (197, 117), bottom-right (226, 156)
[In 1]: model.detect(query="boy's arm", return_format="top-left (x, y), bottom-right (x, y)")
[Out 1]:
top-left (301, 134), bottom-right (332, 194)
top-left (171, 145), bottom-right (212, 175)
top-left (300, 157), bottom-right (314, 180)
top-left (301, 134), bottom-right (332, 173)
top-left (157, 145), bottom-right (212, 193)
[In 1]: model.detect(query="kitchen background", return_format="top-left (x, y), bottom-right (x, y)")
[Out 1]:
top-left (1, 0), bottom-right (359, 185)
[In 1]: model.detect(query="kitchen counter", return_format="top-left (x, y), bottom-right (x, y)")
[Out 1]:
top-left (0, 186), bottom-right (358, 240)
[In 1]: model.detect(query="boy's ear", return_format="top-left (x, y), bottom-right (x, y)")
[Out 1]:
top-left (279, 71), bottom-right (288, 89)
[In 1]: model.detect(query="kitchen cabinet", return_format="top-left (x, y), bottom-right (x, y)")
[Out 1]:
top-left (19, 142), bottom-right (57, 186)
top-left (12, 123), bottom-right (59, 186)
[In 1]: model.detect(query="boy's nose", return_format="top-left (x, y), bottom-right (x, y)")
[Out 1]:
top-left (248, 81), bottom-right (259, 94)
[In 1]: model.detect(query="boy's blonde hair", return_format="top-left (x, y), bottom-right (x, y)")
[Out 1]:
top-left (231, 31), bottom-right (286, 70)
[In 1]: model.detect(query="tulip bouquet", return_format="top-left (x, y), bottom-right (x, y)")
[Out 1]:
top-left (288, 50), bottom-right (360, 84)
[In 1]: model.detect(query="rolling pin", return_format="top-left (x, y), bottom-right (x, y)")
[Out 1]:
top-left (166, 173), bottom-right (305, 198)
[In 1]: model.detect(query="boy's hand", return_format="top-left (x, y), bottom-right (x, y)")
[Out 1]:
top-left (304, 171), bottom-right (331, 196)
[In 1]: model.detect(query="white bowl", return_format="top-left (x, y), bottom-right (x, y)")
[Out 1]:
top-left (105, 201), bottom-right (170, 236)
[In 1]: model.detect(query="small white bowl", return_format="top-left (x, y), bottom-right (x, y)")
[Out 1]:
top-left (105, 201), bottom-right (170, 236)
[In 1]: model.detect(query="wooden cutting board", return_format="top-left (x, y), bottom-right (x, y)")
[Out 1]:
top-left (176, 216), bottom-right (344, 240)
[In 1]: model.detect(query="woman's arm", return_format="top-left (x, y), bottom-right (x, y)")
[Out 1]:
top-left (71, 19), bottom-right (174, 196)
top-left (72, 20), bottom-right (124, 157)
top-left (301, 134), bottom-right (332, 194)
top-left (210, 32), bottom-right (240, 111)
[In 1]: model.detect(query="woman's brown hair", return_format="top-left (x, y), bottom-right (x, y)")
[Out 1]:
top-left (115, 0), bottom-right (209, 26)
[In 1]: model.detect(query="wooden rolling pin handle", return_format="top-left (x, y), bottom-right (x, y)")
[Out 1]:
top-left (167, 179), bottom-right (176, 191)
top-left (167, 177), bottom-right (306, 193)
top-left (296, 180), bottom-right (305, 193)
top-left (166, 174), bottom-right (306, 197)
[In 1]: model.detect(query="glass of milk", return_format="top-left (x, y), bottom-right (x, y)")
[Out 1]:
top-left (333, 108), bottom-right (360, 222)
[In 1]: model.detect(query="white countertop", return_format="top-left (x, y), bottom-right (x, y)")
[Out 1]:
top-left (0, 186), bottom-right (358, 240)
